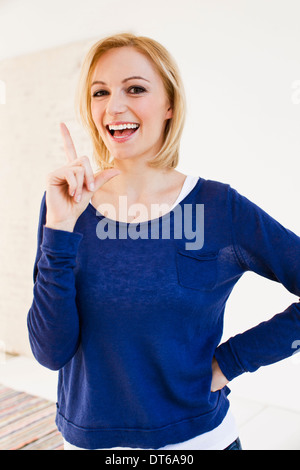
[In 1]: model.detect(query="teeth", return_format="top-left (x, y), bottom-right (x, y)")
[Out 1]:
top-left (108, 123), bottom-right (139, 131)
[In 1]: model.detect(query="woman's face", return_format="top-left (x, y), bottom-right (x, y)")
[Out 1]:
top-left (90, 46), bottom-right (173, 164)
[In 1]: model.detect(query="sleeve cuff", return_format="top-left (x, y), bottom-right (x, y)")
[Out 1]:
top-left (41, 225), bottom-right (83, 256)
top-left (214, 340), bottom-right (246, 382)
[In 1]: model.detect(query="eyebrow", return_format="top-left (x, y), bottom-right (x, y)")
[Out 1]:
top-left (91, 76), bottom-right (150, 87)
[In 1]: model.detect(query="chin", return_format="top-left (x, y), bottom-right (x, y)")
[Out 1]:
top-left (110, 148), bottom-right (148, 162)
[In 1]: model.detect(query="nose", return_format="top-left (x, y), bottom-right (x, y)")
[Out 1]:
top-left (106, 90), bottom-right (127, 116)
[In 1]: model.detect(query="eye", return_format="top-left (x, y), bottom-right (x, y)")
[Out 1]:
top-left (92, 90), bottom-right (109, 98)
top-left (127, 86), bottom-right (147, 95)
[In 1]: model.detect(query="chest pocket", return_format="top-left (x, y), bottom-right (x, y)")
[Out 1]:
top-left (176, 250), bottom-right (219, 291)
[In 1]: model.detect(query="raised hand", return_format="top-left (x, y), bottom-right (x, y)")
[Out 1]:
top-left (45, 123), bottom-right (121, 232)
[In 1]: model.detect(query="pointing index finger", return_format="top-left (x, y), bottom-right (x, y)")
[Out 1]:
top-left (60, 122), bottom-right (78, 163)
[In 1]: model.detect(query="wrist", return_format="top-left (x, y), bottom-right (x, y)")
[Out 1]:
top-left (45, 218), bottom-right (76, 232)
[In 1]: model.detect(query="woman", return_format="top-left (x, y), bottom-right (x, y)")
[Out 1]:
top-left (28, 33), bottom-right (300, 451)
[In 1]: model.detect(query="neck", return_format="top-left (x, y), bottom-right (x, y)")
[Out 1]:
top-left (110, 159), bottom-right (175, 199)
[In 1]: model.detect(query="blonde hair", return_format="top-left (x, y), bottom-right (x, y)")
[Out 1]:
top-left (76, 33), bottom-right (186, 170)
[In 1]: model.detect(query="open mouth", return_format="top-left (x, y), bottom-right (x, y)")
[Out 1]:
top-left (106, 123), bottom-right (140, 139)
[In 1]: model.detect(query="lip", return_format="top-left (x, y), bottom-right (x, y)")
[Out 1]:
top-left (105, 122), bottom-right (140, 143)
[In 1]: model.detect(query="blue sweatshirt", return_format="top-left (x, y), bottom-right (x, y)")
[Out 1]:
top-left (27, 178), bottom-right (300, 449)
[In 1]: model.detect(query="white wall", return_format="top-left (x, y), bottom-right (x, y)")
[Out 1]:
top-left (0, 0), bottom-right (300, 432)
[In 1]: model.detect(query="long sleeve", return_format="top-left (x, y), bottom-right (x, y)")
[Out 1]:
top-left (27, 193), bottom-right (83, 370)
top-left (214, 187), bottom-right (300, 381)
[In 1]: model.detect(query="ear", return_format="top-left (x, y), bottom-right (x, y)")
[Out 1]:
top-left (166, 106), bottom-right (173, 120)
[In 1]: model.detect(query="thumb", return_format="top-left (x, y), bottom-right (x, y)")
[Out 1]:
top-left (93, 168), bottom-right (121, 191)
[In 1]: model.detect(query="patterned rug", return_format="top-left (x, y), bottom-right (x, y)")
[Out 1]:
top-left (0, 384), bottom-right (64, 450)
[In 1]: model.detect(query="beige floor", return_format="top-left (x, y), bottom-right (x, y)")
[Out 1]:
top-left (1, 353), bottom-right (300, 450)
